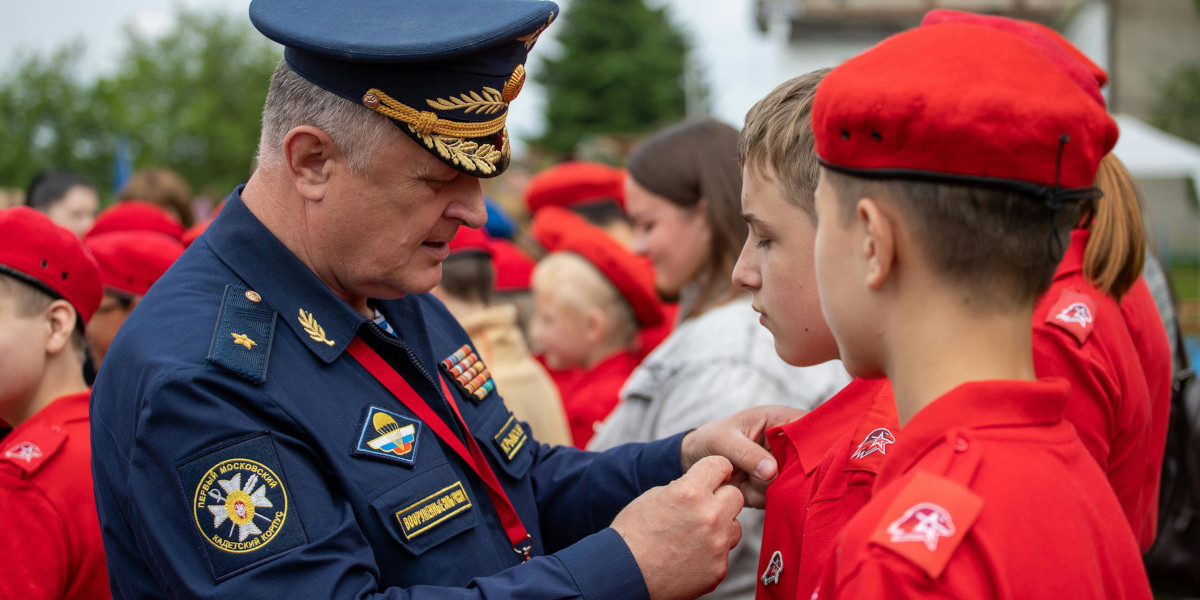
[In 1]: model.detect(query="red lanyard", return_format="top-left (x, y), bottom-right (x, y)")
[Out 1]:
top-left (347, 337), bottom-right (533, 561)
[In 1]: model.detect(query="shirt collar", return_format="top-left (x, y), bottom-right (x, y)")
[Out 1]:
top-left (769, 378), bottom-right (889, 475)
top-left (204, 187), bottom-right (369, 364)
top-left (876, 377), bottom-right (1070, 488)
top-left (1052, 228), bottom-right (1089, 280)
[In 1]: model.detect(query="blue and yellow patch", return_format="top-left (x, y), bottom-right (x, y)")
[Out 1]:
top-left (394, 481), bottom-right (473, 541)
top-left (354, 406), bottom-right (422, 467)
top-left (491, 413), bottom-right (528, 462)
top-left (176, 433), bottom-right (306, 581)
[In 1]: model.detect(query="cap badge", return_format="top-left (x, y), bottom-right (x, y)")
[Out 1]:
top-left (297, 309), bottom-right (335, 347)
top-left (4, 441), bottom-right (43, 463)
top-left (502, 64), bottom-right (526, 103)
top-left (439, 344), bottom-right (496, 403)
top-left (231, 332), bottom-right (257, 350)
top-left (760, 550), bottom-right (784, 586)
top-left (887, 502), bottom-right (956, 551)
top-left (851, 427), bottom-right (896, 460)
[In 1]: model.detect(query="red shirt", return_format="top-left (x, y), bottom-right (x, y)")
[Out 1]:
top-left (0, 391), bottom-right (111, 600)
top-left (1118, 276), bottom-right (1173, 543)
top-left (757, 378), bottom-right (896, 600)
top-left (1031, 228), bottom-right (1167, 549)
top-left (814, 379), bottom-right (1151, 600)
top-left (562, 351), bottom-right (641, 448)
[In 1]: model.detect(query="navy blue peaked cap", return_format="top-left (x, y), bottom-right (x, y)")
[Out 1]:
top-left (249, 0), bottom-right (558, 177)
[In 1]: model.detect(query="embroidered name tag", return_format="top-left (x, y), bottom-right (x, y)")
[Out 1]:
top-left (439, 345), bottom-right (496, 403)
top-left (395, 481), bottom-right (473, 541)
top-left (354, 406), bottom-right (422, 467)
top-left (492, 413), bottom-right (528, 462)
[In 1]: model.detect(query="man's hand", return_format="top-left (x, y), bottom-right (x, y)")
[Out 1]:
top-left (611, 456), bottom-right (744, 600)
top-left (680, 405), bottom-right (808, 508)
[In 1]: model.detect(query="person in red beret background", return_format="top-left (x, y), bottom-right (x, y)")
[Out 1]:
top-left (529, 211), bottom-right (663, 448)
top-left (84, 231), bottom-right (186, 367)
top-left (524, 161), bottom-right (634, 248)
top-left (0, 207), bottom-right (111, 599)
top-left (86, 200), bottom-right (185, 241)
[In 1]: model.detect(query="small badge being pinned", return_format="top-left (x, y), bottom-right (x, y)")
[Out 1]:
top-left (439, 345), bottom-right (496, 403)
top-left (354, 406), bottom-right (422, 467)
top-left (851, 427), bottom-right (896, 460)
top-left (761, 550), bottom-right (784, 586)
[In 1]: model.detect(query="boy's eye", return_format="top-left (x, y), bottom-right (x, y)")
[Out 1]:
top-left (755, 238), bottom-right (771, 249)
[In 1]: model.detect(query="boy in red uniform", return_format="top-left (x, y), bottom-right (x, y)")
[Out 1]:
top-left (529, 210), bottom-right (664, 448)
top-left (731, 68), bottom-right (898, 600)
top-left (808, 23), bottom-right (1151, 599)
top-left (0, 207), bottom-right (110, 599)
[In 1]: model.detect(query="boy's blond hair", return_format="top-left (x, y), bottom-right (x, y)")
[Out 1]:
top-left (738, 68), bottom-right (830, 220)
top-left (532, 252), bottom-right (638, 350)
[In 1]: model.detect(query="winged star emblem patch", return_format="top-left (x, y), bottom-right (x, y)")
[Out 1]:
top-left (887, 502), bottom-right (956, 551)
top-left (851, 427), bottom-right (895, 460)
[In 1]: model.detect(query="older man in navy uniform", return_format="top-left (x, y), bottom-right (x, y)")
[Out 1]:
top-left (90, 1), bottom-right (799, 598)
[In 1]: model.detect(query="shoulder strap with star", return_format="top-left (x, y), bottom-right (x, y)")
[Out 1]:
top-left (1044, 288), bottom-right (1099, 346)
top-left (868, 469), bottom-right (984, 579)
top-left (206, 284), bottom-right (278, 385)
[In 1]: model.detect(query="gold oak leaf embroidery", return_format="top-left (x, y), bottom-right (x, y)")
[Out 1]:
top-left (407, 126), bottom-right (501, 175)
top-left (298, 309), bottom-right (336, 346)
top-left (426, 87), bottom-right (506, 115)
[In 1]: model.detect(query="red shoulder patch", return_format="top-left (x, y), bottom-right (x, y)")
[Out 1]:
top-left (1, 423), bottom-right (67, 477)
top-left (869, 470), bottom-right (983, 579)
top-left (1044, 289), bottom-right (1097, 345)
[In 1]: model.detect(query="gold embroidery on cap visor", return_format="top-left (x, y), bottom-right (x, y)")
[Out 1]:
top-left (362, 87), bottom-right (510, 175)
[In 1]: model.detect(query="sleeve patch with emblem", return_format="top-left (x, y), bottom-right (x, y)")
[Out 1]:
top-left (1044, 288), bottom-right (1098, 346)
top-left (175, 432), bottom-right (307, 581)
top-left (868, 470), bottom-right (983, 579)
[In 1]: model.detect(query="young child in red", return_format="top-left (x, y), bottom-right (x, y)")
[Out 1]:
top-left (807, 23), bottom-right (1150, 599)
top-left (0, 207), bottom-right (110, 599)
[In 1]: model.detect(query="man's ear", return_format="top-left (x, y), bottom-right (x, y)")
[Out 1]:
top-left (43, 300), bottom-right (77, 356)
top-left (283, 126), bottom-right (337, 202)
top-left (856, 197), bottom-right (895, 291)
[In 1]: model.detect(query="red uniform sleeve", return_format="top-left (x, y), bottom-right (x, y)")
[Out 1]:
top-left (823, 548), bottom-right (961, 600)
top-left (1032, 324), bottom-right (1118, 470)
top-left (0, 473), bottom-right (71, 600)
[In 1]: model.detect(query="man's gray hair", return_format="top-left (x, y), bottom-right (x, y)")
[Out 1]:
top-left (256, 61), bottom-right (397, 174)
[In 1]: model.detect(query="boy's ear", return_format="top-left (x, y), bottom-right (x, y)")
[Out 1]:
top-left (582, 306), bottom-right (609, 344)
top-left (43, 299), bottom-right (77, 356)
top-left (283, 126), bottom-right (338, 202)
top-left (856, 198), bottom-right (895, 290)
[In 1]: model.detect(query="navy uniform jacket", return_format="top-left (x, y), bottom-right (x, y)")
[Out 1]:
top-left (90, 189), bottom-right (684, 599)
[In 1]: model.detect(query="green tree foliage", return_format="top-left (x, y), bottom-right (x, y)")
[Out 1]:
top-left (1153, 66), bottom-right (1200, 146)
top-left (531, 0), bottom-right (698, 154)
top-left (0, 7), bottom-right (280, 200)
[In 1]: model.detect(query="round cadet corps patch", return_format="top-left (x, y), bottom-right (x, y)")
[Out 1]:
top-left (193, 458), bottom-right (289, 553)
top-left (175, 433), bottom-right (307, 581)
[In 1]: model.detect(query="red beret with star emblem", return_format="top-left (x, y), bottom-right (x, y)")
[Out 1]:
top-left (0, 207), bottom-right (103, 325)
top-left (813, 23), bottom-right (1118, 192)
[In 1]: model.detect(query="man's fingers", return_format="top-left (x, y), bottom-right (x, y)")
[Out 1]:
top-left (683, 455), bottom-right (735, 490)
top-left (713, 483), bottom-right (744, 515)
top-left (720, 431), bottom-right (778, 481)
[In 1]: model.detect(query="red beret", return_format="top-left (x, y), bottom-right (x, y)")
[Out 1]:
top-left (524, 161), bottom-right (625, 215)
top-left (85, 231), bottom-right (185, 298)
top-left (490, 240), bottom-right (535, 293)
top-left (920, 10), bottom-right (1105, 105)
top-left (814, 24), bottom-right (1118, 191)
top-left (543, 217), bottom-right (663, 328)
top-left (529, 206), bottom-right (592, 252)
top-left (181, 217), bottom-right (212, 248)
top-left (448, 227), bottom-right (494, 257)
top-left (0, 207), bottom-right (103, 325)
top-left (87, 200), bottom-right (185, 241)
